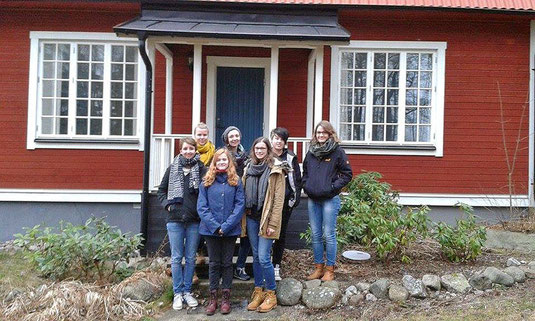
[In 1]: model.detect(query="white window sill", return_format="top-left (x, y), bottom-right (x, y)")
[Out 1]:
top-left (340, 143), bottom-right (441, 157)
top-left (29, 138), bottom-right (142, 150)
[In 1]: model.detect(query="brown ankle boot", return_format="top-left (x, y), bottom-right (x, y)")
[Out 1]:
top-left (205, 289), bottom-right (218, 316)
top-left (306, 263), bottom-right (324, 280)
top-left (220, 289), bottom-right (231, 314)
top-left (321, 265), bottom-right (335, 281)
top-left (247, 287), bottom-right (265, 311)
top-left (257, 290), bottom-right (277, 313)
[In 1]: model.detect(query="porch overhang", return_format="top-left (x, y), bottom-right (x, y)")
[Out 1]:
top-left (114, 6), bottom-right (350, 42)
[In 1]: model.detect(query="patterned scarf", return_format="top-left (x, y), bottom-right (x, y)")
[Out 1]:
top-left (197, 140), bottom-right (215, 166)
top-left (309, 138), bottom-right (338, 159)
top-left (167, 154), bottom-right (201, 203)
top-left (244, 161), bottom-right (271, 211)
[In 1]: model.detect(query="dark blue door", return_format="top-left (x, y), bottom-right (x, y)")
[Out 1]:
top-left (216, 67), bottom-right (264, 152)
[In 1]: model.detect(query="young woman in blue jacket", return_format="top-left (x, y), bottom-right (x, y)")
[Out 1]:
top-left (157, 137), bottom-right (207, 310)
top-left (302, 120), bottom-right (353, 281)
top-left (197, 148), bottom-right (245, 315)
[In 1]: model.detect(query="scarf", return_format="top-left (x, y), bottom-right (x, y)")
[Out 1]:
top-left (309, 138), bottom-right (338, 159)
top-left (244, 161), bottom-right (271, 211)
top-left (197, 140), bottom-right (215, 166)
top-left (167, 154), bottom-right (201, 203)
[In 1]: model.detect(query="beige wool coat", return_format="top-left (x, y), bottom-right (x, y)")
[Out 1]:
top-left (241, 164), bottom-right (286, 240)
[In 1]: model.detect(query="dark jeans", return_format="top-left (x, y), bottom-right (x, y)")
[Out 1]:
top-left (272, 206), bottom-right (293, 266)
top-left (205, 235), bottom-right (238, 291)
top-left (236, 236), bottom-right (251, 269)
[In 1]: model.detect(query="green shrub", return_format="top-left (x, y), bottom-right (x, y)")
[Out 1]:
top-left (432, 203), bottom-right (487, 262)
top-left (14, 217), bottom-right (143, 282)
top-left (301, 171), bottom-right (430, 263)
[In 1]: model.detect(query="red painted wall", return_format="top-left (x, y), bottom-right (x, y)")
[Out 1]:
top-left (0, 5), bottom-right (532, 195)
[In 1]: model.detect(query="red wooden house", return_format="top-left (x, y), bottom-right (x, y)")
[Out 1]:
top-left (1, 0), bottom-right (534, 250)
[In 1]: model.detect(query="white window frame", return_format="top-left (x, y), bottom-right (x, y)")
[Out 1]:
top-left (330, 41), bottom-right (446, 157)
top-left (27, 31), bottom-right (146, 150)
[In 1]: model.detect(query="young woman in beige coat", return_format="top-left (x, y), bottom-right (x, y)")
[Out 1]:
top-left (241, 137), bottom-right (286, 313)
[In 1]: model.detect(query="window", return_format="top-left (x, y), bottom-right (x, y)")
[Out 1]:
top-left (331, 41), bottom-right (446, 156)
top-left (27, 32), bottom-right (144, 150)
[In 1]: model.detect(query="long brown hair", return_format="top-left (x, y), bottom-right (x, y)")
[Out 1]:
top-left (310, 120), bottom-right (341, 145)
top-left (249, 137), bottom-right (274, 166)
top-left (203, 148), bottom-right (239, 187)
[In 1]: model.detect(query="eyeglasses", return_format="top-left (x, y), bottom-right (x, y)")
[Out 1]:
top-left (316, 131), bottom-right (329, 135)
top-left (254, 147), bottom-right (268, 150)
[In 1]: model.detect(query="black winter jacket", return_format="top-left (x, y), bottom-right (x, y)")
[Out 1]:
top-left (302, 145), bottom-right (353, 200)
top-left (157, 161), bottom-right (207, 223)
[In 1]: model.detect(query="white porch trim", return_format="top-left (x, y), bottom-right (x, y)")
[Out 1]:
top-left (269, 46), bottom-right (279, 133)
top-left (155, 43), bottom-right (174, 134)
top-left (398, 193), bottom-right (530, 207)
top-left (192, 44), bottom-right (202, 133)
top-left (313, 45), bottom-right (324, 126)
top-left (205, 56), bottom-right (271, 138)
top-left (0, 189), bottom-right (141, 203)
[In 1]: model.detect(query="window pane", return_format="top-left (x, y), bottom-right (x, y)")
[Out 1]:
top-left (420, 108), bottom-right (431, 124)
top-left (125, 64), bottom-right (136, 81)
top-left (406, 108), bottom-right (417, 124)
top-left (387, 71), bottom-right (399, 87)
top-left (386, 125), bottom-right (397, 141)
top-left (373, 107), bottom-right (384, 123)
top-left (42, 80), bottom-right (54, 97)
top-left (374, 71), bottom-right (385, 87)
top-left (76, 118), bottom-right (88, 135)
top-left (420, 54), bottom-right (433, 70)
top-left (111, 100), bottom-right (122, 117)
top-left (91, 45), bottom-right (104, 62)
top-left (341, 70), bottom-right (353, 87)
top-left (77, 81), bottom-right (88, 98)
top-left (406, 89), bottom-right (417, 106)
top-left (91, 63), bottom-right (104, 80)
top-left (405, 125), bottom-right (417, 142)
top-left (112, 64), bottom-right (123, 80)
top-left (78, 45), bottom-right (90, 61)
top-left (126, 47), bottom-right (137, 63)
top-left (78, 63), bottom-right (89, 79)
top-left (354, 89), bottom-right (366, 105)
top-left (110, 119), bottom-right (122, 135)
top-left (43, 44), bottom-right (56, 60)
top-left (340, 88), bottom-right (352, 104)
top-left (406, 71), bottom-right (418, 88)
top-left (42, 99), bottom-right (54, 115)
top-left (339, 123), bottom-right (351, 140)
top-left (57, 81), bottom-right (69, 97)
top-left (90, 119), bottom-right (102, 135)
top-left (355, 53), bottom-right (367, 69)
top-left (124, 119), bottom-right (134, 136)
top-left (112, 45), bottom-right (124, 62)
top-left (386, 107), bottom-right (397, 123)
top-left (43, 62), bottom-right (55, 78)
top-left (58, 44), bottom-right (70, 61)
top-left (57, 99), bottom-right (68, 116)
top-left (111, 82), bottom-right (123, 99)
top-left (420, 89), bottom-right (431, 106)
top-left (42, 117), bottom-right (53, 134)
top-left (372, 125), bottom-right (384, 141)
top-left (353, 124), bottom-right (365, 141)
top-left (355, 71), bottom-right (366, 87)
top-left (341, 52), bottom-right (354, 69)
top-left (125, 101), bottom-right (135, 117)
top-left (407, 53), bottom-right (419, 70)
top-left (57, 62), bottom-right (69, 79)
top-left (388, 53), bottom-right (400, 69)
top-left (373, 89), bottom-right (384, 105)
top-left (387, 89), bottom-right (398, 105)
top-left (91, 100), bottom-right (103, 117)
top-left (340, 106), bottom-right (352, 122)
top-left (58, 118), bottom-right (68, 134)
top-left (419, 125), bottom-right (431, 142)
top-left (91, 82), bottom-right (103, 98)
top-left (374, 53), bottom-right (386, 69)
top-left (354, 106), bottom-right (365, 123)
top-left (77, 100), bottom-right (88, 116)
top-left (420, 71), bottom-right (432, 88)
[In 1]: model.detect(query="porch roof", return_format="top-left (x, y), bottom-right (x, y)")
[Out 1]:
top-left (113, 6), bottom-right (350, 42)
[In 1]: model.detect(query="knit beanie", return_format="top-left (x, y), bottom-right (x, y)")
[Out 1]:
top-left (221, 126), bottom-right (242, 146)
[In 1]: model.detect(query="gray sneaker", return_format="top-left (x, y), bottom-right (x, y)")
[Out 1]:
top-left (173, 293), bottom-right (183, 310)
top-left (183, 292), bottom-right (198, 307)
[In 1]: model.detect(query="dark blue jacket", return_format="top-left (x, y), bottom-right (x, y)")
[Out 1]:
top-left (302, 145), bottom-right (353, 200)
top-left (197, 173), bottom-right (245, 236)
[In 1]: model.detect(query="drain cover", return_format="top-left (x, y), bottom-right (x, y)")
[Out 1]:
top-left (342, 250), bottom-right (371, 261)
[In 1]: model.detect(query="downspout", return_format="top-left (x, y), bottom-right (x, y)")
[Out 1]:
top-left (138, 33), bottom-right (152, 255)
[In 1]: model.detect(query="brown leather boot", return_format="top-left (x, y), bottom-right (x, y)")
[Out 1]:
top-left (306, 263), bottom-right (324, 280)
top-left (205, 289), bottom-right (217, 316)
top-left (247, 287), bottom-right (265, 311)
top-left (220, 289), bottom-right (231, 314)
top-left (321, 265), bottom-right (335, 281)
top-left (257, 290), bottom-right (277, 313)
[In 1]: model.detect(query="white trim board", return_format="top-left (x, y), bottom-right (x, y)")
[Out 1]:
top-left (0, 189), bottom-right (141, 203)
top-left (398, 193), bottom-right (530, 207)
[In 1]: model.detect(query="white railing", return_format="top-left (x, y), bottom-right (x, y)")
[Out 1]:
top-left (150, 134), bottom-right (311, 191)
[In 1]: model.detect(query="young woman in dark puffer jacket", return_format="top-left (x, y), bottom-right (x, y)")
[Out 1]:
top-left (157, 137), bottom-right (207, 310)
top-left (302, 121), bottom-right (353, 281)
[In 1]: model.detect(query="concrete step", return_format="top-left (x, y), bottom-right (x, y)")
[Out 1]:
top-left (193, 278), bottom-right (255, 299)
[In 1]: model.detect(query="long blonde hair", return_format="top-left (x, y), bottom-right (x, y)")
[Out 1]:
top-left (311, 120), bottom-right (341, 145)
top-left (203, 148), bottom-right (239, 187)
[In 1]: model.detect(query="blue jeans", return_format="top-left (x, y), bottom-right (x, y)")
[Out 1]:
top-left (246, 217), bottom-right (276, 291)
top-left (308, 196), bottom-right (341, 267)
top-left (166, 222), bottom-right (200, 294)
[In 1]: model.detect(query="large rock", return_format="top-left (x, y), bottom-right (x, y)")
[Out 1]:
top-left (504, 266), bottom-right (526, 283)
top-left (422, 274), bottom-right (441, 291)
top-left (301, 286), bottom-right (342, 309)
top-left (441, 274), bottom-right (471, 293)
top-left (322, 280), bottom-right (340, 290)
top-left (469, 271), bottom-right (492, 290)
top-left (370, 279), bottom-right (390, 299)
top-left (402, 275), bottom-right (427, 298)
top-left (304, 279), bottom-right (322, 289)
top-left (356, 282), bottom-right (371, 292)
top-left (389, 285), bottom-right (409, 303)
top-left (277, 278), bottom-right (303, 306)
top-left (349, 293), bottom-right (365, 305)
top-left (345, 285), bottom-right (358, 296)
top-left (519, 266), bottom-right (535, 279)
top-left (483, 267), bottom-right (515, 286)
top-left (121, 279), bottom-right (162, 302)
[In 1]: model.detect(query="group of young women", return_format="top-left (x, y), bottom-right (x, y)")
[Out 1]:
top-left (157, 120), bottom-right (353, 315)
